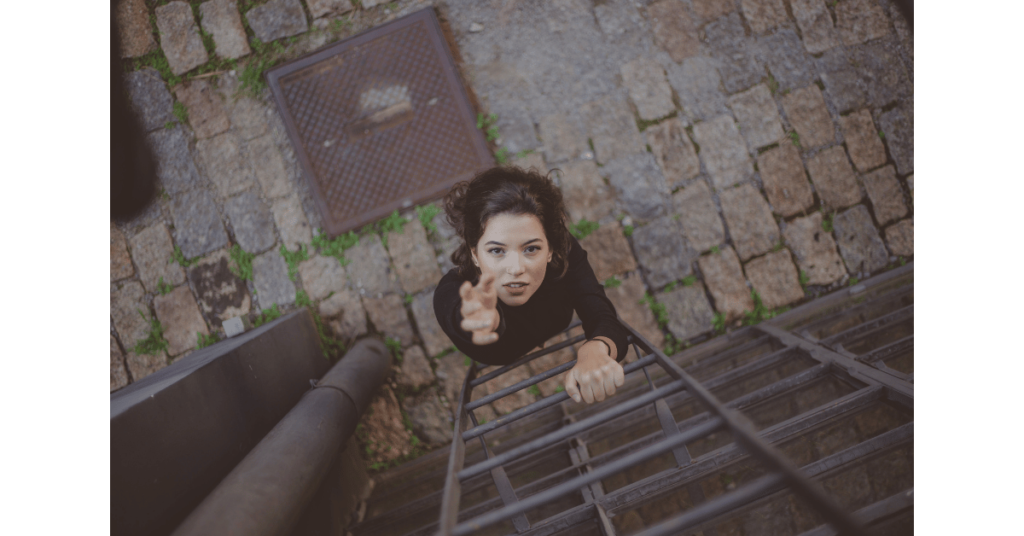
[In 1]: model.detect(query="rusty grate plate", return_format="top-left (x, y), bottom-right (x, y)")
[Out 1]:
top-left (266, 8), bottom-right (493, 236)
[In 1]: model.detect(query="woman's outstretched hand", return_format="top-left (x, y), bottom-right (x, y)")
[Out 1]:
top-left (459, 272), bottom-right (500, 345)
top-left (564, 339), bottom-right (624, 404)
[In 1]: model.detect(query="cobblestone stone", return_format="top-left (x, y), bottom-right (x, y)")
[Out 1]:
top-left (188, 248), bottom-right (251, 327)
top-left (692, 0), bottom-right (736, 21)
top-left (781, 85), bottom-right (835, 150)
top-left (841, 109), bottom-right (887, 171)
top-left (225, 93), bottom-right (271, 141)
top-left (411, 290), bottom-right (452, 357)
top-left (364, 294), bottom-right (415, 346)
top-left (319, 289), bottom-right (368, 340)
top-left (604, 272), bottom-right (664, 349)
top-left (729, 84), bottom-right (785, 150)
top-left (662, 284), bottom-right (715, 341)
top-left (307, 0), bottom-right (354, 19)
top-left (170, 189), bottom-right (229, 259)
top-left (252, 249), bottom-right (296, 307)
top-left (861, 165), bottom-right (907, 227)
top-left (744, 249), bottom-right (805, 310)
top-left (271, 194), bottom-right (313, 252)
top-left (835, 0), bottom-right (890, 46)
top-left (224, 191), bottom-right (276, 254)
top-left (694, 115), bottom-right (754, 191)
top-left (387, 219), bottom-right (442, 295)
top-left (698, 246), bottom-right (754, 322)
top-left (173, 79), bottom-right (230, 139)
top-left (154, 285), bottom-right (210, 356)
top-left (429, 211), bottom-right (459, 274)
top-left (298, 255), bottom-right (348, 301)
top-left (514, 152), bottom-right (547, 173)
top-left (346, 234), bottom-right (400, 296)
top-left (580, 96), bottom-right (644, 164)
top-left (155, 2), bottom-right (208, 75)
top-left (719, 183), bottom-right (780, 261)
top-left (594, 0), bottom-right (644, 42)
top-left (757, 144), bottom-right (815, 217)
top-left (245, 0), bottom-right (308, 43)
top-left (755, 29), bottom-right (817, 93)
top-left (125, 69), bottom-right (175, 132)
top-left (631, 216), bottom-right (693, 289)
top-left (705, 13), bottom-right (763, 93)
top-left (129, 223), bottom-right (186, 293)
top-left (603, 153), bottom-right (671, 222)
top-left (113, 282), bottom-right (168, 380)
top-left (362, 386), bottom-right (412, 464)
top-left (806, 146), bottom-right (862, 209)
top-left (672, 180), bottom-right (725, 253)
top-left (906, 174), bottom-right (913, 200)
top-left (111, 334), bottom-right (129, 391)
top-left (397, 345), bottom-right (434, 389)
top-left (741, 0), bottom-right (789, 33)
top-left (402, 388), bottom-right (452, 446)
top-left (199, 0), bottom-right (251, 59)
top-left (832, 205), bottom-right (888, 274)
top-left (116, 0), bottom-right (158, 57)
top-left (878, 101), bottom-right (914, 175)
top-left (148, 126), bottom-right (203, 194)
top-left (245, 135), bottom-right (291, 199)
top-left (645, 117), bottom-right (700, 190)
top-left (197, 132), bottom-right (255, 197)
top-left (538, 113), bottom-right (585, 164)
top-left (668, 57), bottom-right (729, 122)
top-left (435, 352), bottom-right (470, 413)
top-left (111, 223), bottom-right (135, 281)
top-left (817, 42), bottom-right (910, 112)
top-left (621, 56), bottom-right (675, 121)
top-left (781, 213), bottom-right (847, 286)
top-left (578, 224), bottom-right (638, 281)
top-left (559, 160), bottom-right (616, 224)
top-left (884, 219), bottom-right (913, 257)
top-left (790, 0), bottom-right (841, 54)
top-left (647, 0), bottom-right (701, 63)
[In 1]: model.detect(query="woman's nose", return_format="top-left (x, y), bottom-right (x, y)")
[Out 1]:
top-left (505, 253), bottom-right (524, 275)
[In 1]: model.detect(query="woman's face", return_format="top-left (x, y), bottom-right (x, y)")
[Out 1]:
top-left (471, 213), bottom-right (552, 307)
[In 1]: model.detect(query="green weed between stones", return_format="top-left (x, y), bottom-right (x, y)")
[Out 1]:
top-left (569, 219), bottom-right (599, 240)
top-left (878, 130), bottom-right (886, 139)
top-left (173, 101), bottom-right (189, 124)
top-left (312, 229), bottom-right (359, 266)
top-left (403, 294), bottom-right (414, 305)
top-left (279, 243), bottom-right (309, 281)
top-left (799, 270), bottom-right (810, 289)
top-left (134, 310), bottom-right (170, 356)
top-left (710, 245), bottom-right (720, 254)
top-left (515, 149), bottom-right (535, 159)
top-left (712, 312), bottom-right (726, 334)
top-left (239, 38), bottom-right (286, 98)
top-left (766, 73), bottom-right (779, 96)
top-left (741, 290), bottom-right (790, 326)
top-left (386, 337), bottom-right (403, 362)
top-left (164, 121), bottom-right (175, 129)
top-left (603, 276), bottom-right (622, 288)
top-left (528, 385), bottom-right (542, 397)
top-left (663, 333), bottom-right (686, 356)
top-left (555, 385), bottom-right (565, 394)
top-left (196, 331), bottom-right (221, 349)
top-left (373, 211), bottom-right (410, 248)
top-left (464, 355), bottom-right (473, 367)
top-left (415, 204), bottom-right (442, 235)
top-left (848, 277), bottom-right (860, 286)
top-left (253, 304), bottom-right (282, 327)
top-left (623, 224), bottom-right (635, 237)
top-left (229, 244), bottom-right (254, 280)
top-left (821, 211), bottom-right (835, 233)
top-left (130, 49), bottom-right (181, 86)
top-left (295, 289), bottom-right (313, 308)
top-left (292, 289), bottom-right (345, 359)
top-left (640, 292), bottom-right (669, 327)
top-left (477, 113), bottom-right (511, 164)
top-left (788, 131), bottom-right (801, 148)
top-left (171, 245), bottom-right (199, 268)
top-left (772, 240), bottom-right (785, 252)
top-left (157, 276), bottom-right (174, 295)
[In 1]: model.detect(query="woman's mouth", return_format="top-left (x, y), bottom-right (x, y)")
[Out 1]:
top-left (504, 282), bottom-right (528, 292)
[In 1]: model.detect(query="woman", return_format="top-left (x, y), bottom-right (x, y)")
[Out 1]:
top-left (433, 165), bottom-right (629, 405)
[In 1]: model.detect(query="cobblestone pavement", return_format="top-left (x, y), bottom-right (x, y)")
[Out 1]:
top-left (112, 0), bottom-right (913, 469)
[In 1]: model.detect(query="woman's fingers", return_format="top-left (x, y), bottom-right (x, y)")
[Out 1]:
top-left (459, 280), bottom-right (474, 302)
top-left (461, 301), bottom-right (481, 316)
top-left (564, 372), bottom-right (582, 403)
top-left (478, 272), bottom-right (497, 303)
top-left (601, 368), bottom-right (617, 398)
top-left (612, 362), bottom-right (625, 387)
top-left (580, 376), bottom-right (596, 404)
top-left (460, 319), bottom-right (492, 332)
top-left (472, 331), bottom-right (498, 345)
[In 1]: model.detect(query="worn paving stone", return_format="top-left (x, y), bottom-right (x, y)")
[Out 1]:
top-left (631, 216), bottom-right (694, 289)
top-left (197, 132), bottom-right (255, 197)
top-left (578, 224), bottom-right (638, 281)
top-left (744, 249), bottom-right (805, 310)
top-left (646, 117), bottom-right (700, 190)
top-left (397, 345), bottom-right (434, 390)
top-left (271, 194), bottom-right (313, 252)
top-left (402, 388), bottom-right (452, 446)
top-left (602, 153), bottom-right (671, 222)
top-left (435, 352), bottom-right (470, 413)
top-left (781, 213), bottom-right (847, 285)
top-left (841, 109), bottom-right (887, 171)
top-left (832, 205), bottom-right (889, 274)
top-left (245, 0), bottom-right (308, 43)
top-left (672, 180), bottom-right (725, 253)
top-left (647, 0), bottom-right (701, 63)
top-left (170, 189), bottom-right (229, 259)
top-left (693, 115), bottom-right (754, 191)
top-left (431, 215), bottom-right (460, 274)
top-left (111, 334), bottom-right (130, 391)
top-left (494, 109), bottom-right (542, 157)
top-left (188, 248), bottom-right (251, 327)
top-left (705, 13), bottom-right (763, 94)
top-left (861, 165), bottom-right (908, 226)
top-left (346, 234), bottom-right (400, 296)
top-left (307, 0), bottom-right (354, 19)
top-left (559, 160), bottom-right (616, 224)
top-left (364, 294), bottom-right (415, 346)
top-left (741, 0), bottom-right (789, 33)
top-left (878, 101), bottom-right (914, 175)
top-left (781, 85), bottom-right (835, 149)
top-left (668, 57), bottom-right (730, 122)
top-left (790, 0), bottom-right (841, 54)
top-left (224, 191), bottom-right (276, 254)
top-left (111, 281), bottom-right (152, 349)
top-left (526, 332), bottom-right (576, 397)
top-left (806, 146), bottom-right (862, 209)
top-left (604, 272), bottom-right (665, 349)
top-left (116, 0), bottom-right (158, 57)
top-left (126, 69), bottom-right (175, 132)
top-left (252, 249), bottom-right (296, 307)
top-left (154, 285), bottom-right (210, 356)
top-left (479, 363), bottom-right (538, 416)
top-left (127, 348), bottom-right (168, 382)
top-left (580, 96), bottom-right (644, 165)
top-left (129, 223), bottom-right (186, 293)
top-left (411, 290), bottom-right (452, 357)
top-left (362, 386), bottom-right (412, 464)
top-left (298, 255), bottom-right (347, 301)
top-left (173, 79), bottom-right (230, 139)
top-left (836, 0), bottom-right (890, 46)
top-left (817, 42), bottom-right (910, 112)
top-left (149, 127), bottom-right (204, 197)
top-left (662, 284), bottom-right (715, 341)
top-left (111, 223), bottom-right (135, 281)
top-left (538, 113), bottom-right (586, 164)
top-left (246, 135), bottom-right (291, 199)
top-left (884, 219), bottom-right (913, 257)
top-left (388, 219), bottom-right (443, 295)
top-left (621, 56), bottom-right (675, 121)
top-left (757, 144), bottom-right (815, 217)
top-left (719, 183), bottom-right (780, 261)
top-left (200, 0), bottom-right (252, 59)
top-left (514, 151), bottom-right (548, 174)
top-left (692, 0), bottom-right (736, 21)
top-left (698, 246), bottom-right (754, 322)
top-left (319, 289), bottom-right (368, 340)
top-left (218, 78), bottom-right (270, 141)
top-left (594, 0), bottom-right (645, 44)
top-left (155, 2), bottom-right (209, 75)
top-left (729, 84), bottom-right (785, 150)
top-left (755, 29), bottom-right (816, 93)
top-left (906, 174), bottom-right (913, 200)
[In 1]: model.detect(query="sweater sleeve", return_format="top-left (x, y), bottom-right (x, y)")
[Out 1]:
top-left (563, 236), bottom-right (631, 362)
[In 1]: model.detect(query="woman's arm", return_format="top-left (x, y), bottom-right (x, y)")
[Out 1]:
top-left (563, 236), bottom-right (631, 362)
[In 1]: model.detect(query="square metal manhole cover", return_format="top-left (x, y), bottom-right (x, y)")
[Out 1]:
top-left (266, 8), bottom-right (493, 236)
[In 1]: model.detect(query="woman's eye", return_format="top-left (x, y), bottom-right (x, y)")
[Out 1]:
top-left (525, 246), bottom-right (540, 253)
top-left (489, 248), bottom-right (503, 255)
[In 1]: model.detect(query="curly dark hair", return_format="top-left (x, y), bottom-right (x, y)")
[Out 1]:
top-left (443, 165), bottom-right (571, 280)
